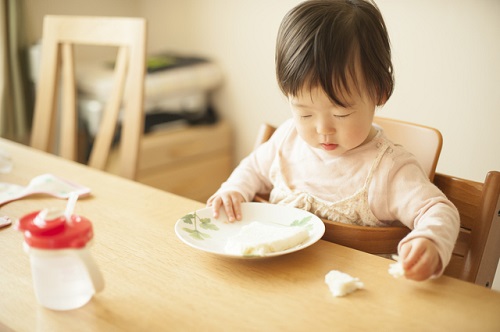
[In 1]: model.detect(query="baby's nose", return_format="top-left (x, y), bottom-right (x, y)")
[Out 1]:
top-left (317, 120), bottom-right (336, 135)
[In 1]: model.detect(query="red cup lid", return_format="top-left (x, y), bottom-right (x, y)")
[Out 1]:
top-left (16, 209), bottom-right (93, 249)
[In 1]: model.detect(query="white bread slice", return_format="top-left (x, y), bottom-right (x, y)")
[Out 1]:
top-left (225, 221), bottom-right (309, 256)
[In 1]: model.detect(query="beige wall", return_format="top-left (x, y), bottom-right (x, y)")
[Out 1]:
top-left (24, 0), bottom-right (140, 44)
top-left (377, 0), bottom-right (500, 183)
top-left (24, 0), bottom-right (500, 182)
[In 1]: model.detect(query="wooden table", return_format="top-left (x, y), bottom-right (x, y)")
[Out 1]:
top-left (1, 138), bottom-right (500, 332)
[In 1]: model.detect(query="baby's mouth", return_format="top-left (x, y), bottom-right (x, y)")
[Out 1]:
top-left (321, 143), bottom-right (338, 151)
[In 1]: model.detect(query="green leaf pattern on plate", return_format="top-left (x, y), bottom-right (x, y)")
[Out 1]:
top-left (182, 212), bottom-right (314, 241)
top-left (290, 215), bottom-right (314, 231)
top-left (182, 211), bottom-right (219, 240)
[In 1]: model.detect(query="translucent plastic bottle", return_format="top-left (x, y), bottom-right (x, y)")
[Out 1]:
top-left (16, 208), bottom-right (104, 310)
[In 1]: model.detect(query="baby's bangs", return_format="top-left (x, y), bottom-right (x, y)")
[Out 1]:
top-left (312, 23), bottom-right (363, 108)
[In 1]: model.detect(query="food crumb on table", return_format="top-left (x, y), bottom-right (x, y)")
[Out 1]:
top-left (325, 270), bottom-right (364, 297)
top-left (388, 255), bottom-right (405, 278)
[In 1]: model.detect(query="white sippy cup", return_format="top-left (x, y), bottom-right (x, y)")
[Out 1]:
top-left (16, 208), bottom-right (105, 310)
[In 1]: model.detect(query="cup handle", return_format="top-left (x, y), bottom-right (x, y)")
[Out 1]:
top-left (77, 249), bottom-right (105, 293)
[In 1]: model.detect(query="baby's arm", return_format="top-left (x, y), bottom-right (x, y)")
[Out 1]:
top-left (207, 120), bottom-right (293, 222)
top-left (375, 148), bottom-right (459, 280)
top-left (206, 149), bottom-right (273, 222)
top-left (398, 237), bottom-right (442, 281)
top-left (207, 191), bottom-right (245, 222)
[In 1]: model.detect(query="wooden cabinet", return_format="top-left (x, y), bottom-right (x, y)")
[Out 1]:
top-left (107, 121), bottom-right (233, 202)
top-left (139, 121), bottom-right (232, 202)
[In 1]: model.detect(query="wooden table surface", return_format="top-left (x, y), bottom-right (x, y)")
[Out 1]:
top-left (1, 138), bottom-right (500, 332)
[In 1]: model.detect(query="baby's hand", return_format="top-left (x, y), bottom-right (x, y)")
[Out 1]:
top-left (399, 238), bottom-right (442, 281)
top-left (206, 191), bottom-right (245, 222)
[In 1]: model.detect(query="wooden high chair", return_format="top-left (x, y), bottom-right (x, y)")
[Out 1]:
top-left (373, 117), bottom-right (442, 181)
top-left (253, 120), bottom-right (500, 286)
top-left (30, 15), bottom-right (147, 180)
top-left (438, 171), bottom-right (500, 287)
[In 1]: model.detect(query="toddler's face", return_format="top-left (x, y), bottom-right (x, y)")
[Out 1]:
top-left (289, 85), bottom-right (377, 157)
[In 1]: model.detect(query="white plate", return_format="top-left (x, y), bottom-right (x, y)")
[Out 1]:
top-left (174, 202), bottom-right (325, 258)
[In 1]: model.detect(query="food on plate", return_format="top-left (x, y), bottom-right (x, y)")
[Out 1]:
top-left (388, 255), bottom-right (405, 278)
top-left (325, 270), bottom-right (364, 297)
top-left (224, 221), bottom-right (309, 256)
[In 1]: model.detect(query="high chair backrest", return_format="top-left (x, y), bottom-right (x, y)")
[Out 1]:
top-left (30, 15), bottom-right (147, 180)
top-left (373, 117), bottom-right (442, 181)
top-left (253, 122), bottom-right (500, 286)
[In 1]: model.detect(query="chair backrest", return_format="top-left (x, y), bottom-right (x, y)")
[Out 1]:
top-left (437, 171), bottom-right (500, 287)
top-left (30, 15), bottom-right (147, 180)
top-left (253, 122), bottom-right (500, 286)
top-left (373, 117), bottom-right (442, 181)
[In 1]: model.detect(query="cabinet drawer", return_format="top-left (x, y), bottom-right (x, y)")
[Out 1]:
top-left (138, 151), bottom-right (232, 202)
top-left (105, 121), bottom-right (233, 202)
top-left (139, 121), bottom-right (231, 171)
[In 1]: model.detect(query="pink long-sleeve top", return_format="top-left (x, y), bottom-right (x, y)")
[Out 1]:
top-left (216, 119), bottom-right (459, 274)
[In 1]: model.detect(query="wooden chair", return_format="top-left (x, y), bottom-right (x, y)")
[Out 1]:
top-left (253, 122), bottom-right (500, 286)
top-left (438, 171), bottom-right (500, 287)
top-left (30, 15), bottom-right (147, 180)
top-left (373, 116), bottom-right (442, 181)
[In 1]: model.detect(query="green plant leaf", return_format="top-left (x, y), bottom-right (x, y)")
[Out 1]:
top-left (291, 216), bottom-right (312, 227)
top-left (199, 217), bottom-right (212, 224)
top-left (181, 211), bottom-right (218, 241)
top-left (181, 214), bottom-right (195, 224)
top-left (189, 231), bottom-right (205, 240)
top-left (200, 222), bottom-right (219, 231)
top-left (194, 231), bottom-right (211, 239)
top-left (183, 228), bottom-right (211, 240)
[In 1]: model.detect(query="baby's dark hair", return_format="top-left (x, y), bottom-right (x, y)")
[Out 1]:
top-left (276, 0), bottom-right (394, 107)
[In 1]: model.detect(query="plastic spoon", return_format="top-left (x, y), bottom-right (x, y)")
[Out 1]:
top-left (0, 174), bottom-right (91, 206)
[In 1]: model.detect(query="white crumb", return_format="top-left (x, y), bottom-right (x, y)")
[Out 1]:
top-left (325, 270), bottom-right (364, 297)
top-left (388, 255), bottom-right (405, 278)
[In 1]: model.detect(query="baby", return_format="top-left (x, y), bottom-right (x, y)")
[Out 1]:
top-left (208, 0), bottom-right (459, 281)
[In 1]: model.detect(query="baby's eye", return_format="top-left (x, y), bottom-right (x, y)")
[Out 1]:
top-left (300, 115), bottom-right (312, 119)
top-left (333, 114), bottom-right (350, 119)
